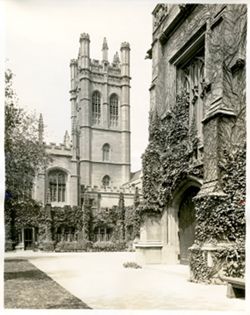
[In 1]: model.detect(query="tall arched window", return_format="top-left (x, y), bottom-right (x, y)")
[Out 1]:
top-left (102, 175), bottom-right (110, 188)
top-left (48, 170), bottom-right (66, 202)
top-left (92, 91), bottom-right (101, 125)
top-left (109, 94), bottom-right (118, 126)
top-left (102, 143), bottom-right (110, 161)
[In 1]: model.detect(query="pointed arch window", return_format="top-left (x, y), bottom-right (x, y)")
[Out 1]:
top-left (176, 48), bottom-right (205, 143)
top-left (109, 94), bottom-right (118, 126)
top-left (92, 91), bottom-right (101, 125)
top-left (102, 143), bottom-right (110, 161)
top-left (102, 175), bottom-right (110, 188)
top-left (48, 170), bottom-right (66, 202)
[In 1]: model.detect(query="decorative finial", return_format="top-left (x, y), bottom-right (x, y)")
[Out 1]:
top-left (113, 52), bottom-right (120, 64)
top-left (64, 130), bottom-right (70, 148)
top-left (102, 37), bottom-right (109, 62)
top-left (102, 37), bottom-right (108, 50)
top-left (70, 59), bottom-right (77, 66)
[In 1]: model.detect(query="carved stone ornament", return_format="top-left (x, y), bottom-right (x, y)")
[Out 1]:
top-left (153, 4), bottom-right (168, 30)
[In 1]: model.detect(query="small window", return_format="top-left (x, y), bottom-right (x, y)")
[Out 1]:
top-left (102, 175), bottom-right (110, 188)
top-left (92, 91), bottom-right (101, 125)
top-left (109, 94), bottom-right (118, 126)
top-left (102, 143), bottom-right (110, 161)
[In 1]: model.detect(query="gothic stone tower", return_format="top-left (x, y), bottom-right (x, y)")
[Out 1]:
top-left (70, 33), bottom-right (131, 206)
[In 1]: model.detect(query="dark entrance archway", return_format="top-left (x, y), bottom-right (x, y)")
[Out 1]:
top-left (24, 228), bottom-right (34, 250)
top-left (178, 186), bottom-right (199, 264)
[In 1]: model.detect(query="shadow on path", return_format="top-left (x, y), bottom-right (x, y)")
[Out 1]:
top-left (4, 258), bottom-right (91, 309)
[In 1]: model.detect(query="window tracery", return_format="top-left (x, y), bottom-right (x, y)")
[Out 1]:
top-left (92, 91), bottom-right (101, 125)
top-left (109, 94), bottom-right (118, 126)
top-left (177, 52), bottom-right (205, 143)
top-left (48, 170), bottom-right (66, 202)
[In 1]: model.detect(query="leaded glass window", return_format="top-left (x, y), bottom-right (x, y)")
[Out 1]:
top-left (109, 94), bottom-right (118, 126)
top-left (48, 170), bottom-right (66, 202)
top-left (102, 143), bottom-right (110, 161)
top-left (92, 91), bottom-right (101, 125)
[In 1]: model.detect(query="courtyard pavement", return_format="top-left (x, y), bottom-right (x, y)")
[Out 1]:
top-left (5, 251), bottom-right (246, 311)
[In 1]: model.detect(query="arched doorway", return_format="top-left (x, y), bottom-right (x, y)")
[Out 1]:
top-left (178, 186), bottom-right (199, 264)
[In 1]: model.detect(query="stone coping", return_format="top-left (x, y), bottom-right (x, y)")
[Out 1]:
top-left (135, 242), bottom-right (163, 248)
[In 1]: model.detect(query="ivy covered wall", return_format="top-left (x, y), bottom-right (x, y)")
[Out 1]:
top-left (140, 3), bottom-right (246, 282)
top-left (141, 92), bottom-right (203, 215)
top-left (190, 144), bottom-right (246, 282)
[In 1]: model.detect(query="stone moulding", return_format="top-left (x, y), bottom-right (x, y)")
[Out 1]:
top-left (159, 4), bottom-right (198, 44)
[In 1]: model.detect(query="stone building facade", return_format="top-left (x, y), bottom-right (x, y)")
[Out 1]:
top-left (136, 4), bottom-right (246, 281)
top-left (8, 35), bottom-right (142, 251)
top-left (34, 34), bottom-right (140, 211)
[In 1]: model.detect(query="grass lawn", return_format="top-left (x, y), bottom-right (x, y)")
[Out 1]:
top-left (4, 258), bottom-right (91, 309)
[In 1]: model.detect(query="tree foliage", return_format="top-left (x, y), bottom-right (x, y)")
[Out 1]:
top-left (5, 69), bottom-right (48, 247)
top-left (5, 69), bottom-right (48, 202)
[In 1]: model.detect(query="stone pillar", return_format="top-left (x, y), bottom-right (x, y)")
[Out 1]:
top-left (198, 12), bottom-right (237, 196)
top-left (69, 60), bottom-right (79, 205)
top-left (70, 59), bottom-right (78, 161)
top-left (79, 33), bottom-right (90, 69)
top-left (120, 42), bottom-right (131, 183)
top-left (78, 33), bottom-right (91, 187)
top-left (45, 206), bottom-right (52, 242)
top-left (15, 228), bottom-right (25, 251)
top-left (102, 71), bottom-right (108, 128)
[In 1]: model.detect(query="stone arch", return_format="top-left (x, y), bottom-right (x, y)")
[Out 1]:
top-left (166, 175), bottom-right (202, 264)
top-left (102, 143), bottom-right (110, 161)
top-left (172, 175), bottom-right (202, 209)
top-left (102, 175), bottom-right (111, 188)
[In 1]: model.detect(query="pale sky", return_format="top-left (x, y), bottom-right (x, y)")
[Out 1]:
top-left (4, 0), bottom-right (161, 172)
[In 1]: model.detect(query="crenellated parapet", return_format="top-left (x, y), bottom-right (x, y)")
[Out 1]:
top-left (84, 185), bottom-right (142, 195)
top-left (45, 142), bottom-right (72, 156)
top-left (79, 32), bottom-right (90, 42)
top-left (90, 59), bottom-right (121, 74)
top-left (120, 42), bottom-right (130, 50)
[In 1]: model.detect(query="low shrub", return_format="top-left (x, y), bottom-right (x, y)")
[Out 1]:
top-left (92, 241), bottom-right (127, 252)
top-left (123, 261), bottom-right (142, 269)
top-left (55, 241), bottom-right (77, 252)
top-left (38, 241), bottom-right (55, 252)
top-left (54, 240), bottom-right (93, 252)
top-left (5, 240), bottom-right (15, 251)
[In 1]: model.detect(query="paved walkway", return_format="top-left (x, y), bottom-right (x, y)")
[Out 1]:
top-left (5, 251), bottom-right (246, 311)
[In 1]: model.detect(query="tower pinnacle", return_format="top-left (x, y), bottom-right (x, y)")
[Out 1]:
top-left (102, 37), bottom-right (109, 62)
top-left (64, 130), bottom-right (70, 148)
top-left (113, 51), bottom-right (120, 64)
top-left (38, 113), bottom-right (44, 145)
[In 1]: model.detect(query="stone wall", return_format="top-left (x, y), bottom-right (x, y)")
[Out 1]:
top-left (137, 4), bottom-right (246, 282)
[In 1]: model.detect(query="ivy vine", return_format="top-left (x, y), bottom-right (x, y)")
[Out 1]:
top-left (141, 92), bottom-right (203, 215)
